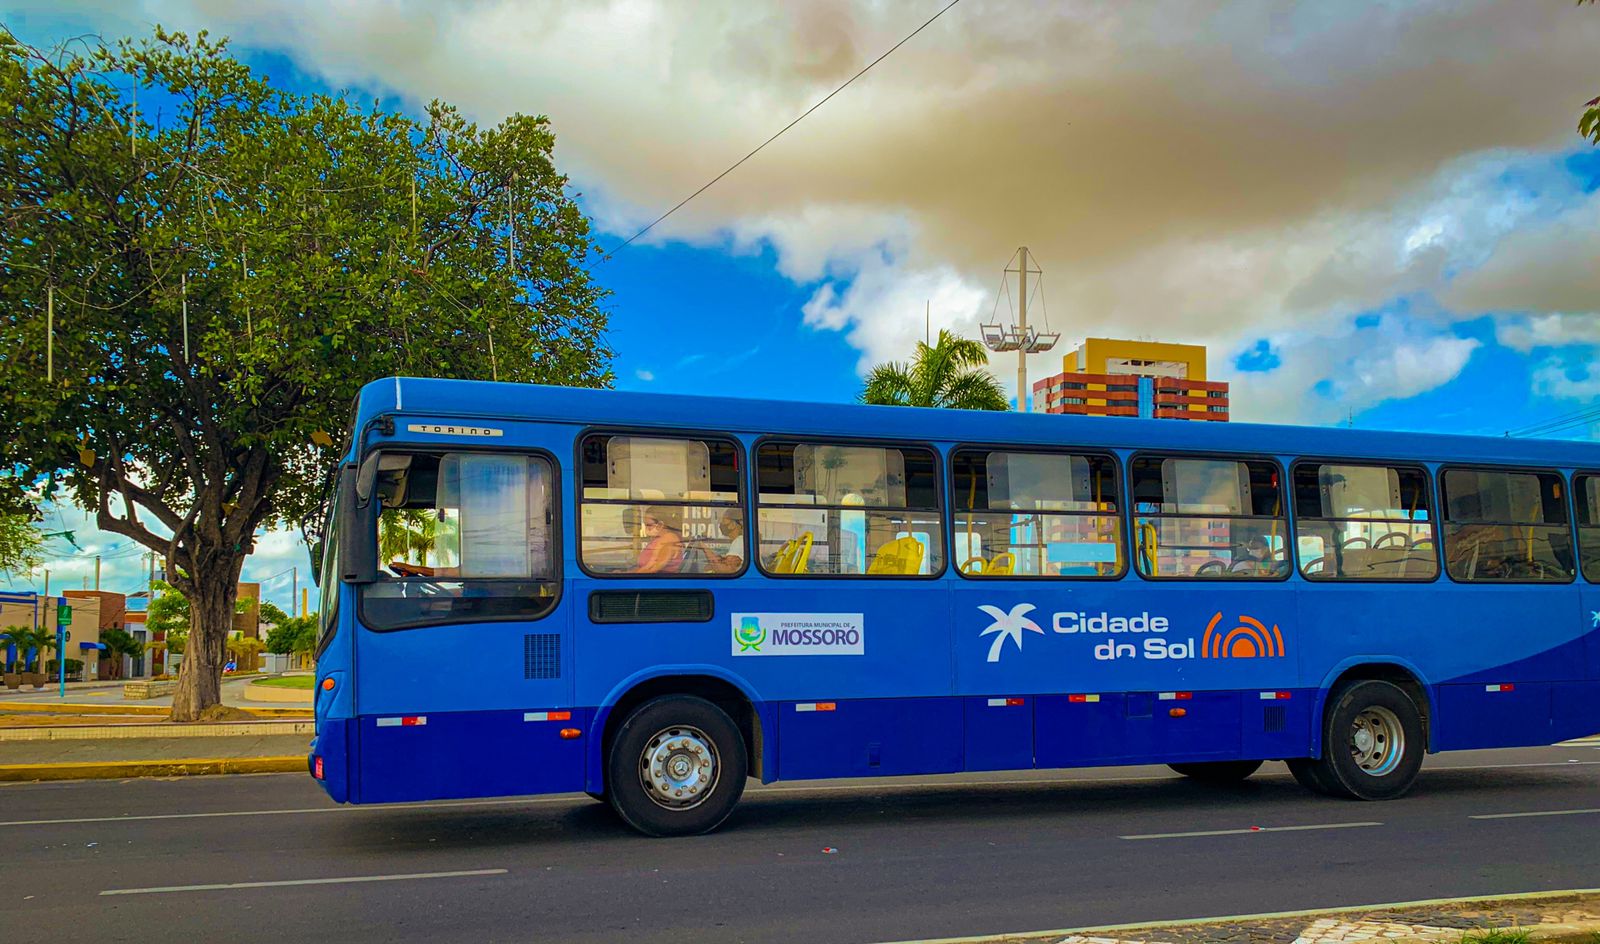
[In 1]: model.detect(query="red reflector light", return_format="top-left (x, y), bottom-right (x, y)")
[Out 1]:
top-left (1275, 691), bottom-right (1292, 700)
top-left (1176, 691), bottom-right (1193, 700)
top-left (815, 702), bottom-right (836, 712)
top-left (548, 711), bottom-right (572, 721)
top-left (313, 756), bottom-right (324, 779)
top-left (1066, 694), bottom-right (1100, 703)
top-left (558, 728), bottom-right (581, 740)
top-left (1005, 697), bottom-right (1026, 706)
top-left (1169, 708), bottom-right (1187, 718)
top-left (401, 717), bottom-right (423, 726)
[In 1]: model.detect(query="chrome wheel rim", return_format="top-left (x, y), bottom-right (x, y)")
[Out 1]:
top-left (639, 725), bottom-right (719, 811)
top-left (1349, 706), bottom-right (1404, 776)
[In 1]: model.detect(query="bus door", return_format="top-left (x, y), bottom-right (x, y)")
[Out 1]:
top-left (351, 421), bottom-right (580, 802)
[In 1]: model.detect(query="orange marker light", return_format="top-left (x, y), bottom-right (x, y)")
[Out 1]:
top-left (321, 678), bottom-right (335, 691)
top-left (558, 728), bottom-right (581, 740)
top-left (1169, 707), bottom-right (1187, 718)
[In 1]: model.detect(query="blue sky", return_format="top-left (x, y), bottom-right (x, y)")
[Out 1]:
top-left (6, 2), bottom-right (1600, 609)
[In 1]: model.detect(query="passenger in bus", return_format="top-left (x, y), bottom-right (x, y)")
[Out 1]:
top-left (632, 506), bottom-right (685, 573)
top-left (705, 510), bottom-right (745, 573)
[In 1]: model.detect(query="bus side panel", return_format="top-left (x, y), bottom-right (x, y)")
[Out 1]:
top-left (963, 696), bottom-right (1034, 771)
top-left (776, 698), bottom-right (961, 780)
top-left (356, 708), bottom-right (591, 804)
top-left (1432, 684), bottom-right (1552, 751)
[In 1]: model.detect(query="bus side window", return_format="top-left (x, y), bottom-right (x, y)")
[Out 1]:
top-left (1292, 463), bottom-right (1437, 581)
top-left (755, 441), bottom-right (943, 577)
top-left (951, 449), bottom-right (1124, 578)
top-left (577, 434), bottom-right (745, 577)
top-left (1131, 455), bottom-right (1288, 580)
top-left (1576, 474), bottom-right (1600, 583)
top-left (1441, 468), bottom-right (1574, 583)
top-left (362, 451), bottom-right (559, 630)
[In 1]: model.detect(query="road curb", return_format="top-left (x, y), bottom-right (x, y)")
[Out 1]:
top-left (0, 756), bottom-right (306, 781)
top-left (872, 889), bottom-right (1600, 944)
top-left (0, 703), bottom-right (310, 718)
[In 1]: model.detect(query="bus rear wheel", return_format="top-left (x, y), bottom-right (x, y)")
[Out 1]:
top-left (1288, 679), bottom-right (1424, 801)
top-left (606, 694), bottom-right (747, 837)
top-left (1169, 760), bottom-right (1263, 783)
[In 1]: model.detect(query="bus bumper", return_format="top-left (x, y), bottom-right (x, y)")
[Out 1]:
top-left (308, 718), bottom-right (353, 803)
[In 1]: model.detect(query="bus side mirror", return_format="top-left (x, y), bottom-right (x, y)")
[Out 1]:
top-left (338, 464), bottom-right (377, 584)
top-left (308, 541), bottom-right (324, 585)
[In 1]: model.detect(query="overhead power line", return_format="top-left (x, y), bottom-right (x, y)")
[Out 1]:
top-left (602, 0), bottom-right (965, 261)
top-left (1507, 402), bottom-right (1600, 438)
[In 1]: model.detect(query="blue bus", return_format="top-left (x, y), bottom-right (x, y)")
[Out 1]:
top-left (309, 377), bottom-right (1600, 836)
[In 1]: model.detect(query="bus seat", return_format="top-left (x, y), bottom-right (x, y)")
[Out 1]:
top-left (790, 532), bottom-right (814, 574)
top-left (960, 556), bottom-right (988, 575)
top-left (680, 546), bottom-right (709, 574)
top-left (987, 552), bottom-right (1015, 575)
top-left (868, 536), bottom-right (925, 575)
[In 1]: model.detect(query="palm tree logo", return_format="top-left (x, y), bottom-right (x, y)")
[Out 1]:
top-left (979, 604), bottom-right (1044, 663)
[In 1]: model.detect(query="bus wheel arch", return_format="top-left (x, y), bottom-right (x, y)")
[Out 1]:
top-left (598, 674), bottom-right (764, 792)
top-left (1317, 662), bottom-right (1432, 753)
top-left (1293, 665), bottom-right (1430, 801)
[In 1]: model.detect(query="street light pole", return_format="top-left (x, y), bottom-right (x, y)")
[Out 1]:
top-left (1016, 247), bottom-right (1029, 413)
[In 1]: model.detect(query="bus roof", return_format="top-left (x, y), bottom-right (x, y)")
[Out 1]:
top-left (353, 376), bottom-right (1600, 469)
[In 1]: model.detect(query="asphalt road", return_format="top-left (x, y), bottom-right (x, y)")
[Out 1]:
top-left (2, 744), bottom-right (1598, 944)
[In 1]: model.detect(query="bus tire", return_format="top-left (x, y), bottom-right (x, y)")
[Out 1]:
top-left (606, 695), bottom-right (748, 837)
top-left (1291, 679), bottom-right (1424, 801)
top-left (1168, 760), bottom-right (1263, 782)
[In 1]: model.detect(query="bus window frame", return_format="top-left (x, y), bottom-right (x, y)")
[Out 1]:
top-left (751, 433), bottom-right (947, 580)
top-left (1573, 470), bottom-right (1600, 585)
top-left (574, 426), bottom-right (751, 581)
top-left (948, 442), bottom-right (1128, 581)
top-left (354, 443), bottom-right (565, 632)
top-left (1436, 462), bottom-right (1577, 586)
top-left (1126, 450), bottom-right (1293, 584)
top-left (1287, 457), bottom-right (1442, 584)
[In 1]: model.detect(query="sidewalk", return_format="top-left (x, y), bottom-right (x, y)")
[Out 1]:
top-left (914, 890), bottom-right (1600, 944)
top-left (0, 706), bottom-right (311, 781)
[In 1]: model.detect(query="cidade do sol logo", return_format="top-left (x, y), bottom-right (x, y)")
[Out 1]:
top-left (978, 604), bottom-right (1285, 663)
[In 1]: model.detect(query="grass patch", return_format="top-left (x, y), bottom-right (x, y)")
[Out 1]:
top-left (251, 675), bottom-right (316, 690)
top-left (1460, 931), bottom-right (1531, 944)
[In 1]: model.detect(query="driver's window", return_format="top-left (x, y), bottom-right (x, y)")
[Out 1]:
top-left (362, 451), bottom-right (558, 630)
top-left (1441, 468), bottom-right (1574, 584)
top-left (1293, 464), bottom-right (1437, 581)
top-left (1131, 456), bottom-right (1286, 580)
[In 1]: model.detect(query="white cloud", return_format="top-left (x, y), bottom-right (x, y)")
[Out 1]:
top-left (1532, 358), bottom-right (1600, 402)
top-left (634, 369), bottom-right (655, 382)
top-left (1221, 315), bottom-right (1481, 426)
top-left (1494, 314), bottom-right (1600, 353)
top-left (11, 1), bottom-right (1600, 421)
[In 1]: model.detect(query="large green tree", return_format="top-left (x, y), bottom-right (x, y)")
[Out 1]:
top-left (860, 330), bottom-right (1009, 410)
top-left (0, 29), bottom-right (612, 719)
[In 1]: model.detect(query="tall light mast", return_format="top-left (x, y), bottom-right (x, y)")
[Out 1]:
top-left (980, 246), bottom-right (1059, 412)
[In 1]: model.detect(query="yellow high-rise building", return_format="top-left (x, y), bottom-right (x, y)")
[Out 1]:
top-left (1032, 338), bottom-right (1228, 421)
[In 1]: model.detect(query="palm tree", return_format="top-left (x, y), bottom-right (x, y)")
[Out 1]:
top-left (860, 330), bottom-right (1009, 410)
top-left (378, 509), bottom-right (439, 565)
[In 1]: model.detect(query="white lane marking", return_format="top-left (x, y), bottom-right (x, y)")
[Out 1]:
top-left (0, 797), bottom-right (552, 828)
top-left (1121, 821), bottom-right (1382, 841)
top-left (1439, 760), bottom-right (1600, 771)
top-left (101, 868), bottom-right (506, 896)
top-left (1469, 807), bottom-right (1600, 820)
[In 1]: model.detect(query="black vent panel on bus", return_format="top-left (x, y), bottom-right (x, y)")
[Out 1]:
top-left (523, 634), bottom-right (561, 679)
top-left (1262, 705), bottom-right (1287, 734)
top-left (588, 590), bottom-right (714, 624)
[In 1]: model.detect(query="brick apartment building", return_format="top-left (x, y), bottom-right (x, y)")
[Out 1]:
top-left (1032, 338), bottom-right (1229, 421)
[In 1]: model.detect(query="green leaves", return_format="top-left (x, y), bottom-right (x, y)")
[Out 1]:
top-left (0, 26), bottom-right (611, 629)
top-left (860, 330), bottom-right (1010, 411)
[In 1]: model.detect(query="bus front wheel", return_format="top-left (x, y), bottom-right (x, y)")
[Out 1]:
top-left (606, 694), bottom-right (748, 837)
top-left (1169, 760), bottom-right (1263, 782)
top-left (1288, 679), bottom-right (1424, 801)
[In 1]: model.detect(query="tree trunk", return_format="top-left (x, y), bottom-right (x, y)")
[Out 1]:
top-left (168, 574), bottom-right (241, 722)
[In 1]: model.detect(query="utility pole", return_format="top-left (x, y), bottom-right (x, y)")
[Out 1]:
top-left (291, 567), bottom-right (297, 619)
top-left (94, 555), bottom-right (101, 592)
top-left (1016, 247), bottom-right (1029, 412)
top-left (42, 570), bottom-right (49, 599)
top-left (302, 587), bottom-right (309, 619)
